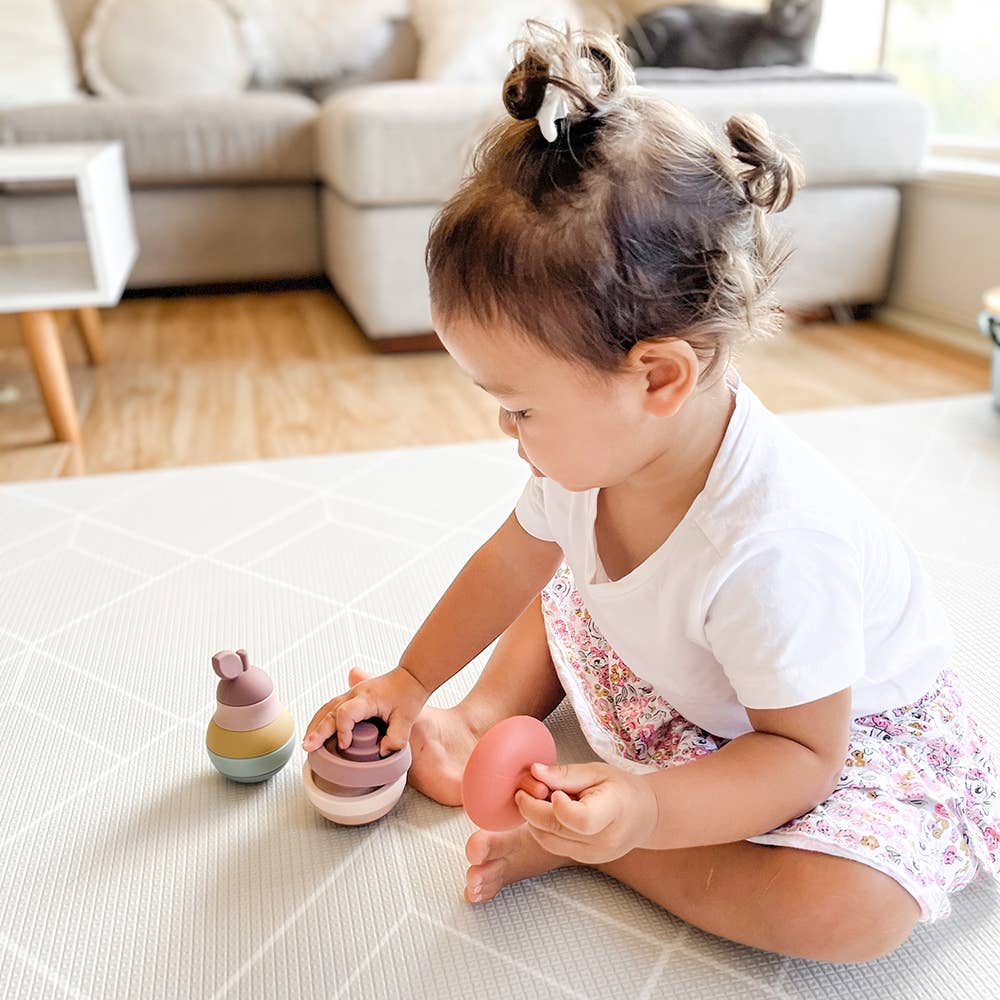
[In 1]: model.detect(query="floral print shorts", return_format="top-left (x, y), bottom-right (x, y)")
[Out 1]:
top-left (540, 562), bottom-right (1000, 922)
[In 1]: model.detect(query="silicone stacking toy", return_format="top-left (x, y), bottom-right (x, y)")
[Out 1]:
top-left (462, 716), bottom-right (558, 831)
top-left (206, 649), bottom-right (295, 783)
top-left (302, 717), bottom-right (412, 826)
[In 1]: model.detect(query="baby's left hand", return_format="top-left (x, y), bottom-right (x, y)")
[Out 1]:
top-left (515, 761), bottom-right (658, 865)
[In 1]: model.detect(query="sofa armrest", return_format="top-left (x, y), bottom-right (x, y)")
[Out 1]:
top-left (316, 81), bottom-right (502, 205)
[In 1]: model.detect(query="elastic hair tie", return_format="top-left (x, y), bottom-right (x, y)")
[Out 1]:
top-left (535, 56), bottom-right (603, 143)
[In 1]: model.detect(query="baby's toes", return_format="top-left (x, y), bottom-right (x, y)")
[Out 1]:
top-left (465, 827), bottom-right (513, 866)
top-left (465, 859), bottom-right (505, 903)
top-left (465, 828), bottom-right (492, 865)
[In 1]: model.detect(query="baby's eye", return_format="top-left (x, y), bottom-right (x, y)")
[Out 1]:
top-left (499, 405), bottom-right (530, 423)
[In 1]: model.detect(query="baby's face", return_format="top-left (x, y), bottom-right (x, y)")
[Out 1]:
top-left (434, 313), bottom-right (656, 492)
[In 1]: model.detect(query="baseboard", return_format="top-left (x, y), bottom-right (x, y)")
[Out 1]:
top-left (121, 274), bottom-right (330, 299)
top-left (371, 332), bottom-right (443, 353)
top-left (875, 305), bottom-right (992, 359)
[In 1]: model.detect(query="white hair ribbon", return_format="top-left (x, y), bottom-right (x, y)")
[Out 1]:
top-left (535, 56), bottom-right (604, 143)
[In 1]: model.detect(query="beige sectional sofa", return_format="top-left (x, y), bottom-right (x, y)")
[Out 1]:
top-left (318, 70), bottom-right (930, 341)
top-left (1, 5), bottom-right (931, 347)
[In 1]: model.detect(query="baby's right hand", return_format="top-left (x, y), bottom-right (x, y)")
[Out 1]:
top-left (301, 665), bottom-right (430, 756)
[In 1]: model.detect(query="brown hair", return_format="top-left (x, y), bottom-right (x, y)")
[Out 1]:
top-left (425, 21), bottom-right (805, 381)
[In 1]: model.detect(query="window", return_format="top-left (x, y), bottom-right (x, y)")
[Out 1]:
top-left (885, 0), bottom-right (999, 146)
top-left (814, 0), bottom-right (1000, 149)
top-left (813, 1), bottom-right (883, 75)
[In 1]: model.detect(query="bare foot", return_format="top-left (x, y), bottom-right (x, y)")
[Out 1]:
top-left (464, 824), bottom-right (577, 903)
top-left (347, 667), bottom-right (478, 807)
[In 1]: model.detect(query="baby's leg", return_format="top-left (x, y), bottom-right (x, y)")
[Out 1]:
top-left (384, 594), bottom-right (564, 806)
top-left (467, 828), bottom-right (919, 962)
top-left (455, 592), bottom-right (565, 735)
top-left (597, 839), bottom-right (920, 962)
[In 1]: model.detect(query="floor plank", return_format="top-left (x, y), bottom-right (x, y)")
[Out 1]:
top-left (0, 287), bottom-right (991, 482)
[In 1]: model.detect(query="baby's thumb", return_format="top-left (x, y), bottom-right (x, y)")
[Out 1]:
top-left (530, 761), bottom-right (599, 794)
top-left (348, 665), bottom-right (371, 687)
top-left (380, 713), bottom-right (413, 756)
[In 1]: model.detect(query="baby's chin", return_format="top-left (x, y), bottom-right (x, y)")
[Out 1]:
top-left (546, 475), bottom-right (600, 494)
top-left (532, 460), bottom-right (623, 493)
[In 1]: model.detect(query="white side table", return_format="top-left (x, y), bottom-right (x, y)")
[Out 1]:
top-left (0, 142), bottom-right (137, 462)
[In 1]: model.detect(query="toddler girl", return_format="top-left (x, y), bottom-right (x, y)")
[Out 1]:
top-left (303, 22), bottom-right (999, 962)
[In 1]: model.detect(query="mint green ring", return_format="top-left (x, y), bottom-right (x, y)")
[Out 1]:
top-left (208, 733), bottom-right (296, 782)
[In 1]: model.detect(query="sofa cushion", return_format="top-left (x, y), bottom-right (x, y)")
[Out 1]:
top-left (57, 0), bottom-right (101, 46)
top-left (410, 0), bottom-right (584, 83)
top-left (1, 0), bottom-right (81, 108)
top-left (56, 0), bottom-right (100, 87)
top-left (307, 19), bottom-right (420, 102)
top-left (317, 76), bottom-right (929, 206)
top-left (317, 82), bottom-right (501, 205)
top-left (0, 91), bottom-right (317, 184)
top-left (83, 0), bottom-right (251, 99)
top-left (227, 0), bottom-right (408, 87)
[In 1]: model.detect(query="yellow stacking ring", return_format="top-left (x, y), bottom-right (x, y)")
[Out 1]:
top-left (206, 707), bottom-right (295, 759)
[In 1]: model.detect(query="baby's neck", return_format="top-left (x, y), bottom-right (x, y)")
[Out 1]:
top-left (608, 371), bottom-right (737, 517)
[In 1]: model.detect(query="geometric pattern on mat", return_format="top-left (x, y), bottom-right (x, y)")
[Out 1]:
top-left (1, 392), bottom-right (998, 999)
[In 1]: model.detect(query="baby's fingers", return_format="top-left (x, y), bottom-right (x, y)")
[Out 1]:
top-left (516, 773), bottom-right (551, 800)
top-left (303, 689), bottom-right (370, 750)
top-left (551, 788), bottom-right (612, 836)
top-left (334, 695), bottom-right (379, 750)
top-left (302, 699), bottom-right (344, 751)
top-left (380, 711), bottom-right (413, 756)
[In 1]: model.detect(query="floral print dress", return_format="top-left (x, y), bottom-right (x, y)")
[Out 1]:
top-left (540, 562), bottom-right (1000, 922)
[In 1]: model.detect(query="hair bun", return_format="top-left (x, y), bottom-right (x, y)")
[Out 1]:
top-left (725, 113), bottom-right (804, 214)
top-left (502, 20), bottom-right (634, 133)
top-left (503, 51), bottom-right (550, 120)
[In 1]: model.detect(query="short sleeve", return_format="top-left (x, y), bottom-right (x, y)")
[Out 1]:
top-left (702, 530), bottom-right (866, 710)
top-left (514, 475), bottom-right (557, 542)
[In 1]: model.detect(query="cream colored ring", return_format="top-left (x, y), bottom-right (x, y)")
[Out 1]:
top-left (302, 760), bottom-right (407, 826)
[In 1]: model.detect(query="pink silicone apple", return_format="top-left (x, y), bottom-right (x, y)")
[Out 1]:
top-left (461, 715), bottom-right (557, 831)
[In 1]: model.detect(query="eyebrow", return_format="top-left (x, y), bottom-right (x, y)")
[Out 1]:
top-left (474, 379), bottom-right (521, 396)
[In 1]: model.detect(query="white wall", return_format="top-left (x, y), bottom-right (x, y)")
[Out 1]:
top-left (882, 170), bottom-right (1000, 345)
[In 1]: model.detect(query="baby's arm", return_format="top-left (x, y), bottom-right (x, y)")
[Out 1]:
top-left (636, 688), bottom-right (851, 851)
top-left (396, 510), bottom-right (563, 697)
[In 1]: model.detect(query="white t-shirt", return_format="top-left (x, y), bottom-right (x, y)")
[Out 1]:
top-left (514, 370), bottom-right (952, 740)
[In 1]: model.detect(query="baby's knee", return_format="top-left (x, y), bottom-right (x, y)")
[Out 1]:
top-left (820, 907), bottom-right (917, 964)
top-left (792, 863), bottom-right (920, 963)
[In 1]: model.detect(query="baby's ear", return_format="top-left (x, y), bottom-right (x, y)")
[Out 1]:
top-left (631, 338), bottom-right (700, 417)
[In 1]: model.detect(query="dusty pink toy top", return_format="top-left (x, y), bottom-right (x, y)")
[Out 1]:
top-left (462, 715), bottom-right (557, 831)
top-left (308, 718), bottom-right (412, 789)
top-left (212, 649), bottom-right (274, 706)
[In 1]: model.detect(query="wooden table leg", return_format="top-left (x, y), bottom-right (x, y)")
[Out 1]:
top-left (74, 306), bottom-right (107, 365)
top-left (18, 309), bottom-right (82, 445)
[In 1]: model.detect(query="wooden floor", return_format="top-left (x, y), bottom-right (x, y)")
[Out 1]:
top-left (0, 284), bottom-right (991, 482)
